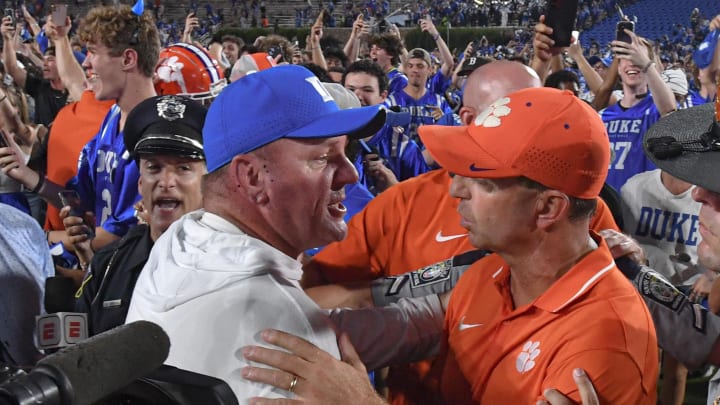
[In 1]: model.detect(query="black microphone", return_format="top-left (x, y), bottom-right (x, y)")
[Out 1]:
top-left (0, 321), bottom-right (170, 405)
top-left (43, 277), bottom-right (76, 314)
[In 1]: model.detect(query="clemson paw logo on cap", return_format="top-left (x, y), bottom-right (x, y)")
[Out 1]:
top-left (474, 97), bottom-right (511, 128)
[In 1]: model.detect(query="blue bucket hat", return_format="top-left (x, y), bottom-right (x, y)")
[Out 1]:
top-left (203, 64), bottom-right (386, 172)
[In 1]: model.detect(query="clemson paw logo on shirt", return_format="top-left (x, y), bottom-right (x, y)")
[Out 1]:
top-left (516, 341), bottom-right (541, 373)
top-left (473, 97), bottom-right (511, 128)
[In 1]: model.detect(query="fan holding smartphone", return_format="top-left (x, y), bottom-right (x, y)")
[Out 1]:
top-left (3, 8), bottom-right (14, 25)
top-left (615, 5), bottom-right (634, 44)
top-left (530, 8), bottom-right (578, 83)
top-left (51, 3), bottom-right (68, 26)
top-left (599, 9), bottom-right (677, 193)
top-left (2, 8), bottom-right (16, 43)
top-left (58, 190), bottom-right (95, 239)
top-left (544, 0), bottom-right (579, 51)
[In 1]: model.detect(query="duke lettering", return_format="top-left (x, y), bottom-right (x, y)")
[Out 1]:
top-left (96, 150), bottom-right (119, 175)
top-left (605, 119), bottom-right (643, 134)
top-left (635, 207), bottom-right (699, 245)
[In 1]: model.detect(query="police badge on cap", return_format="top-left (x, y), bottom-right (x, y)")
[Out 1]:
top-left (156, 96), bottom-right (186, 121)
top-left (123, 95), bottom-right (207, 162)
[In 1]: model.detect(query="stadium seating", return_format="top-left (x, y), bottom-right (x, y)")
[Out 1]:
top-left (580, 0), bottom-right (720, 48)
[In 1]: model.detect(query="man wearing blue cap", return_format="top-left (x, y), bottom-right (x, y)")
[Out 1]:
top-left (125, 64), bottom-right (446, 402)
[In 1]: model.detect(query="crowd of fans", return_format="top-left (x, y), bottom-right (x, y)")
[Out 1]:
top-left (328, 0), bottom-right (636, 29)
top-left (3, 0), bottom-right (720, 403)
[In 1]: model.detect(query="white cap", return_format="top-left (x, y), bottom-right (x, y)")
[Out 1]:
top-left (661, 68), bottom-right (688, 96)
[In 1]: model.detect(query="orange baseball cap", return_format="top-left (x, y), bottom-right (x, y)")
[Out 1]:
top-left (418, 87), bottom-right (609, 199)
top-left (229, 52), bottom-right (277, 82)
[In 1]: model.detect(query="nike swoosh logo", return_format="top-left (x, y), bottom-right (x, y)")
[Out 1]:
top-left (458, 316), bottom-right (483, 331)
top-left (469, 163), bottom-right (492, 172)
top-left (435, 231), bottom-right (467, 243)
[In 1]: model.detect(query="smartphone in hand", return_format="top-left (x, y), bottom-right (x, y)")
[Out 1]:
top-left (545, 0), bottom-right (579, 49)
top-left (3, 8), bottom-right (14, 24)
top-left (51, 3), bottom-right (67, 25)
top-left (616, 21), bottom-right (635, 43)
top-left (267, 45), bottom-right (284, 62)
top-left (615, 5), bottom-right (634, 43)
top-left (58, 190), bottom-right (95, 237)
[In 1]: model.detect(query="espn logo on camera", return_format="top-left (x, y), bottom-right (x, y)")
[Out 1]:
top-left (36, 313), bottom-right (88, 349)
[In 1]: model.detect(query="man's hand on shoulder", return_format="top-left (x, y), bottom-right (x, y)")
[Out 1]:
top-left (242, 329), bottom-right (386, 405)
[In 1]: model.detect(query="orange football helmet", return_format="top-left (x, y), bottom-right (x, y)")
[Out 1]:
top-left (155, 42), bottom-right (226, 103)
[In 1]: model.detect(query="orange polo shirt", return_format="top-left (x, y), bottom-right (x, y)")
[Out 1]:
top-left (306, 169), bottom-right (621, 405)
top-left (308, 169), bottom-right (619, 285)
top-left (306, 169), bottom-right (470, 285)
top-left (439, 234), bottom-right (658, 404)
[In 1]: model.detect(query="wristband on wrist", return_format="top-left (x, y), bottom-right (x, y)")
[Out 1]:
top-left (641, 60), bottom-right (655, 73)
top-left (31, 171), bottom-right (45, 193)
top-left (431, 33), bottom-right (440, 41)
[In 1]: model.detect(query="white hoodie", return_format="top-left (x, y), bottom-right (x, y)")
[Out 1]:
top-left (126, 210), bottom-right (443, 402)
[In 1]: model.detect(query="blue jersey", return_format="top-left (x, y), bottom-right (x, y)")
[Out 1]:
top-left (384, 89), bottom-right (454, 146)
top-left (680, 89), bottom-right (712, 109)
top-left (427, 71), bottom-right (451, 95)
top-left (387, 68), bottom-right (408, 95)
top-left (599, 96), bottom-right (661, 192)
top-left (354, 125), bottom-right (429, 194)
top-left (67, 105), bottom-right (140, 237)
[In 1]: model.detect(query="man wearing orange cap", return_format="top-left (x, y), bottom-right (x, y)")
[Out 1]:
top-left (418, 87), bottom-right (657, 404)
top-left (301, 60), bottom-right (620, 405)
top-left (238, 87), bottom-right (658, 404)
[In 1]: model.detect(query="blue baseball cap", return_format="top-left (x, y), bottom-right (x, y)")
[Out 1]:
top-left (694, 30), bottom-right (719, 69)
top-left (587, 55), bottom-right (611, 67)
top-left (203, 65), bottom-right (386, 173)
